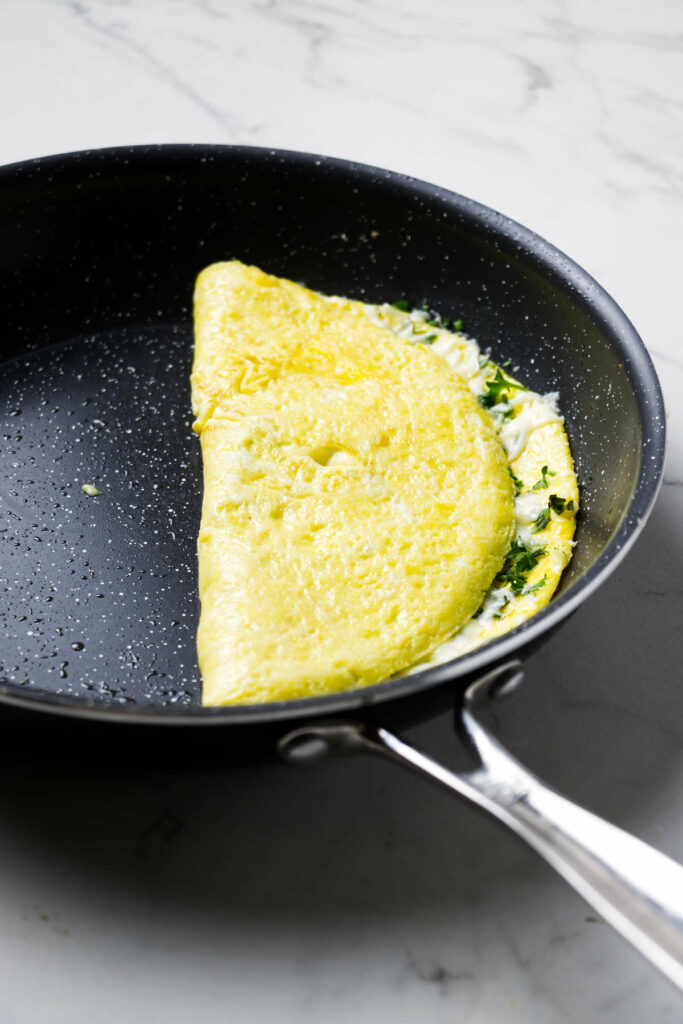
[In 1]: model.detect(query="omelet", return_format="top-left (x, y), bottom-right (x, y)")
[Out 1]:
top-left (363, 304), bottom-right (579, 670)
top-left (192, 262), bottom-right (516, 705)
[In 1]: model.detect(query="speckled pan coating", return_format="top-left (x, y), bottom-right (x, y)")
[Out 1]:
top-left (0, 144), bottom-right (666, 724)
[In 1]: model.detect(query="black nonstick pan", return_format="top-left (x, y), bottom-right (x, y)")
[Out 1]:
top-left (0, 144), bottom-right (679, 985)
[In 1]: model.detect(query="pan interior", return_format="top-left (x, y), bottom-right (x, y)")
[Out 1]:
top-left (0, 325), bottom-right (202, 706)
top-left (0, 145), bottom-right (664, 716)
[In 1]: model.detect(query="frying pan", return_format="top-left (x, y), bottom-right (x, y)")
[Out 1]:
top-left (0, 144), bottom-right (679, 986)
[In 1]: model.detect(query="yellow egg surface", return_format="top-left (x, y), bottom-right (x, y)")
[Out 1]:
top-left (361, 304), bottom-right (579, 670)
top-left (192, 261), bottom-right (516, 705)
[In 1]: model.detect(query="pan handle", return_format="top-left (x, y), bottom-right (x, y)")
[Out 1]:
top-left (279, 661), bottom-right (683, 992)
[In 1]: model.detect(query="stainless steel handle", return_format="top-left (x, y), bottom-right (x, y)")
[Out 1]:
top-left (279, 662), bottom-right (683, 992)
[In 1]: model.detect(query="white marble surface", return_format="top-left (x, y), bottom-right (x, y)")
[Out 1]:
top-left (1, 0), bottom-right (682, 1021)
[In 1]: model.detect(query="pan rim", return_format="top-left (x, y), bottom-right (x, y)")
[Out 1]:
top-left (0, 143), bottom-right (667, 724)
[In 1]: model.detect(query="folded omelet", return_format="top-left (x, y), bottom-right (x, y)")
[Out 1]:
top-left (363, 304), bottom-right (579, 671)
top-left (192, 261), bottom-right (516, 705)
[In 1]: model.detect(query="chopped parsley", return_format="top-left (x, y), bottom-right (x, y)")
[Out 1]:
top-left (501, 358), bottom-right (512, 368)
top-left (508, 466), bottom-right (523, 495)
top-left (423, 333), bottom-right (438, 343)
top-left (532, 507), bottom-right (552, 533)
top-left (531, 493), bottom-right (577, 533)
top-left (532, 465), bottom-right (555, 490)
top-left (391, 299), bottom-right (410, 312)
top-left (478, 367), bottom-right (528, 410)
top-left (424, 313), bottom-right (464, 332)
top-left (522, 574), bottom-right (547, 596)
top-left (495, 539), bottom-right (546, 595)
top-left (548, 494), bottom-right (575, 514)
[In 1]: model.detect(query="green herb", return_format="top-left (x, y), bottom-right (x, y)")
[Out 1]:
top-left (391, 299), bottom-right (410, 312)
top-left (424, 313), bottom-right (463, 332)
top-left (478, 367), bottom-right (528, 409)
top-left (81, 483), bottom-right (102, 497)
top-left (532, 465), bottom-right (555, 490)
top-left (508, 466), bottom-right (523, 495)
top-left (548, 493), bottom-right (575, 515)
top-left (501, 358), bottom-right (512, 368)
top-left (532, 507), bottom-right (552, 532)
top-left (423, 333), bottom-right (438, 343)
top-left (478, 354), bottom-right (490, 369)
top-left (421, 311), bottom-right (464, 331)
top-left (495, 539), bottom-right (546, 595)
top-left (532, 493), bottom-right (578, 532)
top-left (427, 315), bottom-right (451, 329)
top-left (522, 574), bottom-right (547, 596)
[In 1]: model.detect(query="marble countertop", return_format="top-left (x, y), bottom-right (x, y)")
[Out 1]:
top-left (1, 1), bottom-right (682, 1021)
